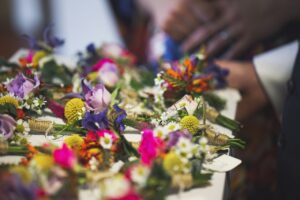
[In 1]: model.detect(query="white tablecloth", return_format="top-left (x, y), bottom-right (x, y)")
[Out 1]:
top-left (0, 88), bottom-right (240, 200)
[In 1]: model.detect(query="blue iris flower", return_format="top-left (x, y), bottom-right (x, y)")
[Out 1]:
top-left (113, 104), bottom-right (127, 132)
top-left (82, 110), bottom-right (109, 131)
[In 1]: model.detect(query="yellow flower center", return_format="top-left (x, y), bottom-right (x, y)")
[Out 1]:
top-left (0, 95), bottom-right (19, 108)
top-left (64, 98), bottom-right (85, 124)
top-left (33, 153), bottom-right (54, 171)
top-left (16, 124), bottom-right (25, 133)
top-left (64, 134), bottom-right (84, 149)
top-left (180, 115), bottom-right (199, 135)
top-left (32, 51), bottom-right (47, 65)
top-left (163, 152), bottom-right (185, 175)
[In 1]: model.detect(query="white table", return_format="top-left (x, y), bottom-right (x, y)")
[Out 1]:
top-left (0, 89), bottom-right (240, 200)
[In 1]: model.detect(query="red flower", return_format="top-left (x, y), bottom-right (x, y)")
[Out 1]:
top-left (16, 109), bottom-right (25, 119)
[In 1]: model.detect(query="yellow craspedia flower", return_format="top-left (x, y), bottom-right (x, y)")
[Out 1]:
top-left (87, 72), bottom-right (98, 82)
top-left (180, 115), bottom-right (199, 135)
top-left (32, 50), bottom-right (47, 65)
top-left (64, 98), bottom-right (85, 124)
top-left (64, 134), bottom-right (84, 149)
top-left (33, 153), bottom-right (54, 171)
top-left (163, 152), bottom-right (185, 175)
top-left (11, 166), bottom-right (32, 184)
top-left (0, 95), bottom-right (19, 108)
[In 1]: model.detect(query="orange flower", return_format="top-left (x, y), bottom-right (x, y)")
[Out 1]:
top-left (183, 58), bottom-right (194, 79)
top-left (187, 76), bottom-right (212, 93)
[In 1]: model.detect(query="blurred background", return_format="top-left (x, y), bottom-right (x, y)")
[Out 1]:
top-left (0, 0), bottom-right (284, 200)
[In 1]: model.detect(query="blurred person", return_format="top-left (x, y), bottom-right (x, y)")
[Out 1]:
top-left (144, 0), bottom-right (300, 199)
top-left (158, 0), bottom-right (299, 59)
top-left (216, 41), bottom-right (300, 200)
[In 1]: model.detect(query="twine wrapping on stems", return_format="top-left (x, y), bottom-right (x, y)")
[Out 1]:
top-left (0, 138), bottom-right (9, 155)
top-left (172, 174), bottom-right (193, 189)
top-left (206, 107), bottom-right (220, 123)
top-left (28, 119), bottom-right (54, 135)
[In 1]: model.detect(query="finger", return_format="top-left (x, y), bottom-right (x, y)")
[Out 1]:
top-left (214, 60), bottom-right (254, 90)
top-left (176, 3), bottom-right (201, 31)
top-left (188, 1), bottom-right (217, 23)
top-left (206, 24), bottom-right (241, 57)
top-left (222, 37), bottom-right (250, 59)
top-left (214, 60), bottom-right (242, 89)
top-left (181, 18), bottom-right (228, 52)
top-left (163, 6), bottom-right (200, 41)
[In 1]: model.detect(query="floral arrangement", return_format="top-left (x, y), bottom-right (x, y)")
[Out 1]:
top-left (0, 29), bottom-right (244, 200)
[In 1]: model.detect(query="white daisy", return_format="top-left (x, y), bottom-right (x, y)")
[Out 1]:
top-left (15, 119), bottom-right (30, 135)
top-left (131, 164), bottom-right (150, 187)
top-left (153, 126), bottom-right (168, 139)
top-left (103, 175), bottom-right (130, 199)
top-left (199, 137), bottom-right (209, 153)
top-left (165, 122), bottom-right (180, 133)
top-left (100, 133), bottom-right (113, 149)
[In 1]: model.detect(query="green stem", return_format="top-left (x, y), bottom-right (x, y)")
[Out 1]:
top-left (53, 124), bottom-right (87, 135)
top-left (228, 139), bottom-right (245, 149)
top-left (216, 115), bottom-right (242, 132)
top-left (3, 146), bottom-right (29, 156)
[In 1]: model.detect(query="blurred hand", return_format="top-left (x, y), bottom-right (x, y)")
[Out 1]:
top-left (215, 60), bottom-right (268, 121)
top-left (160, 0), bottom-right (218, 41)
top-left (181, 0), bottom-right (295, 58)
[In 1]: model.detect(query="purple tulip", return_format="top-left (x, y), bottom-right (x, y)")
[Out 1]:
top-left (84, 84), bottom-right (111, 113)
top-left (0, 114), bottom-right (16, 139)
top-left (6, 74), bottom-right (40, 99)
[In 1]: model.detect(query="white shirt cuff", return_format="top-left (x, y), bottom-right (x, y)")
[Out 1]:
top-left (253, 41), bottom-right (299, 115)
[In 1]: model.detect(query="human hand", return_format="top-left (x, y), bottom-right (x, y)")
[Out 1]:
top-left (215, 60), bottom-right (268, 121)
top-left (159, 0), bottom-right (219, 41)
top-left (182, 0), bottom-right (296, 58)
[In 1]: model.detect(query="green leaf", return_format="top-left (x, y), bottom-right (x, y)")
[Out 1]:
top-left (0, 58), bottom-right (19, 69)
top-left (203, 92), bottom-right (226, 111)
top-left (41, 60), bottom-right (73, 86)
top-left (0, 104), bottom-right (17, 117)
top-left (193, 173), bottom-right (213, 187)
top-left (110, 81), bottom-right (122, 107)
top-left (142, 162), bottom-right (171, 200)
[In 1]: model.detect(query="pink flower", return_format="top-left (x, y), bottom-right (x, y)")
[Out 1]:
top-left (84, 84), bottom-right (111, 113)
top-left (53, 144), bottom-right (76, 169)
top-left (138, 129), bottom-right (159, 166)
top-left (93, 59), bottom-right (120, 87)
top-left (109, 191), bottom-right (141, 200)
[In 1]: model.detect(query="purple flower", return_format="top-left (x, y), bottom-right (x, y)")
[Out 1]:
top-left (113, 104), bottom-right (127, 132)
top-left (23, 26), bottom-right (64, 51)
top-left (82, 110), bottom-right (109, 131)
top-left (203, 63), bottom-right (229, 88)
top-left (43, 26), bottom-right (64, 48)
top-left (84, 83), bottom-right (111, 113)
top-left (6, 74), bottom-right (40, 99)
top-left (167, 131), bottom-right (192, 149)
top-left (0, 173), bottom-right (37, 200)
top-left (0, 114), bottom-right (16, 139)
